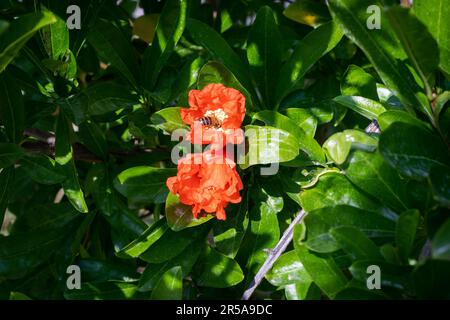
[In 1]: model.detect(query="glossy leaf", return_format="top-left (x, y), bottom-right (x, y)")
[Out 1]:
top-left (64, 282), bottom-right (139, 300)
top-left (20, 153), bottom-right (65, 185)
top-left (283, 108), bottom-right (318, 137)
top-left (252, 111), bottom-right (325, 163)
top-left (379, 122), bottom-right (450, 178)
top-left (276, 21), bottom-right (343, 103)
top-left (330, 226), bottom-right (382, 260)
top-left (283, 0), bottom-right (331, 28)
top-left (414, 0), bottom-right (450, 75)
top-left (151, 107), bottom-right (188, 134)
top-left (341, 65), bottom-right (378, 101)
top-left (239, 125), bottom-right (300, 169)
top-left (114, 166), bottom-right (176, 204)
top-left (328, 0), bottom-right (429, 115)
top-left (87, 19), bottom-right (139, 86)
top-left (304, 205), bottom-right (395, 253)
top-left (385, 6), bottom-right (439, 98)
top-left (345, 150), bottom-right (411, 212)
top-left (195, 246), bottom-right (244, 288)
top-left (55, 113), bottom-right (88, 213)
top-left (116, 219), bottom-right (168, 259)
top-left (265, 250), bottom-right (311, 287)
top-left (333, 96), bottom-right (386, 120)
top-left (213, 193), bottom-right (249, 258)
top-left (0, 11), bottom-right (56, 72)
top-left (187, 18), bottom-right (253, 91)
top-left (429, 165), bottom-right (450, 207)
top-left (247, 6), bottom-right (282, 107)
top-left (296, 245), bottom-right (348, 298)
top-left (432, 218), bottom-right (450, 260)
top-left (143, 0), bottom-right (187, 89)
top-left (396, 209), bottom-right (420, 262)
top-left (323, 130), bottom-right (377, 165)
top-left (151, 266), bottom-right (183, 300)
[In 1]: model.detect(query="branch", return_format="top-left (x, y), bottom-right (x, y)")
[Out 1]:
top-left (241, 210), bottom-right (306, 300)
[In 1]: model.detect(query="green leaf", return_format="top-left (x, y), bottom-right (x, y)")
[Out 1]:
top-left (41, 13), bottom-right (69, 59)
top-left (283, 108), bottom-right (318, 137)
top-left (328, 0), bottom-right (429, 115)
top-left (300, 172), bottom-right (386, 213)
top-left (414, 0), bottom-right (450, 75)
top-left (0, 222), bottom-right (79, 279)
top-left (0, 11), bottom-right (56, 72)
top-left (0, 143), bottom-right (24, 168)
top-left (213, 193), bottom-right (249, 258)
top-left (187, 18), bottom-right (253, 92)
top-left (252, 111), bottom-right (325, 163)
top-left (239, 125), bottom-right (300, 169)
top-left (378, 110), bottom-right (431, 131)
top-left (151, 107), bottom-right (188, 134)
top-left (20, 153), bottom-right (65, 185)
top-left (350, 260), bottom-right (412, 290)
top-left (64, 282), bottom-right (139, 300)
top-left (345, 150), bottom-right (412, 212)
top-left (78, 259), bottom-right (140, 283)
top-left (429, 165), bottom-right (450, 207)
top-left (0, 72), bottom-right (25, 143)
top-left (333, 96), bottom-right (386, 120)
top-left (330, 226), bottom-right (382, 260)
top-left (379, 122), bottom-right (450, 178)
top-left (143, 0), bottom-right (187, 89)
top-left (197, 61), bottom-right (255, 110)
top-left (166, 192), bottom-right (213, 231)
top-left (435, 91), bottom-right (450, 117)
top-left (276, 21), bottom-right (343, 103)
top-left (239, 190), bottom-right (280, 278)
top-left (283, 0), bottom-right (331, 28)
top-left (0, 167), bottom-right (14, 225)
top-left (140, 226), bottom-right (208, 264)
top-left (386, 6), bottom-right (438, 99)
top-left (116, 219), bottom-right (168, 259)
top-left (432, 218), bottom-right (450, 260)
top-left (296, 245), bottom-right (348, 298)
top-left (87, 19), bottom-right (139, 87)
top-left (55, 113), bottom-right (88, 213)
top-left (396, 209), bottom-right (420, 262)
top-left (114, 166), bottom-right (176, 204)
top-left (304, 205), bottom-right (395, 253)
top-left (195, 246), bottom-right (244, 288)
top-left (285, 282), bottom-right (321, 300)
top-left (412, 260), bottom-right (450, 299)
top-left (341, 65), bottom-right (379, 101)
top-left (77, 121), bottom-right (108, 159)
top-left (0, 20), bottom-right (9, 36)
top-left (84, 82), bottom-right (139, 116)
top-left (247, 6), bottom-right (282, 107)
top-left (139, 240), bottom-right (203, 291)
top-left (151, 266), bottom-right (183, 300)
top-left (323, 130), bottom-right (377, 165)
top-left (265, 250), bottom-right (312, 287)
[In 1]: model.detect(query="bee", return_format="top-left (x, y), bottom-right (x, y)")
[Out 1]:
top-left (196, 115), bottom-right (222, 129)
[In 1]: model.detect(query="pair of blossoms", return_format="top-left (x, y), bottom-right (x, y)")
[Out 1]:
top-left (166, 84), bottom-right (246, 220)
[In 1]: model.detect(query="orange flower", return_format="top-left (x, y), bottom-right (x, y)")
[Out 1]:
top-left (166, 153), bottom-right (243, 220)
top-left (180, 83), bottom-right (246, 146)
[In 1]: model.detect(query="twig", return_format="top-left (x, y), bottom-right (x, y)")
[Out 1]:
top-left (241, 210), bottom-right (306, 300)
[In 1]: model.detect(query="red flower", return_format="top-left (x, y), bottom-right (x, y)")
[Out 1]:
top-left (180, 84), bottom-right (246, 146)
top-left (166, 153), bottom-right (243, 220)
